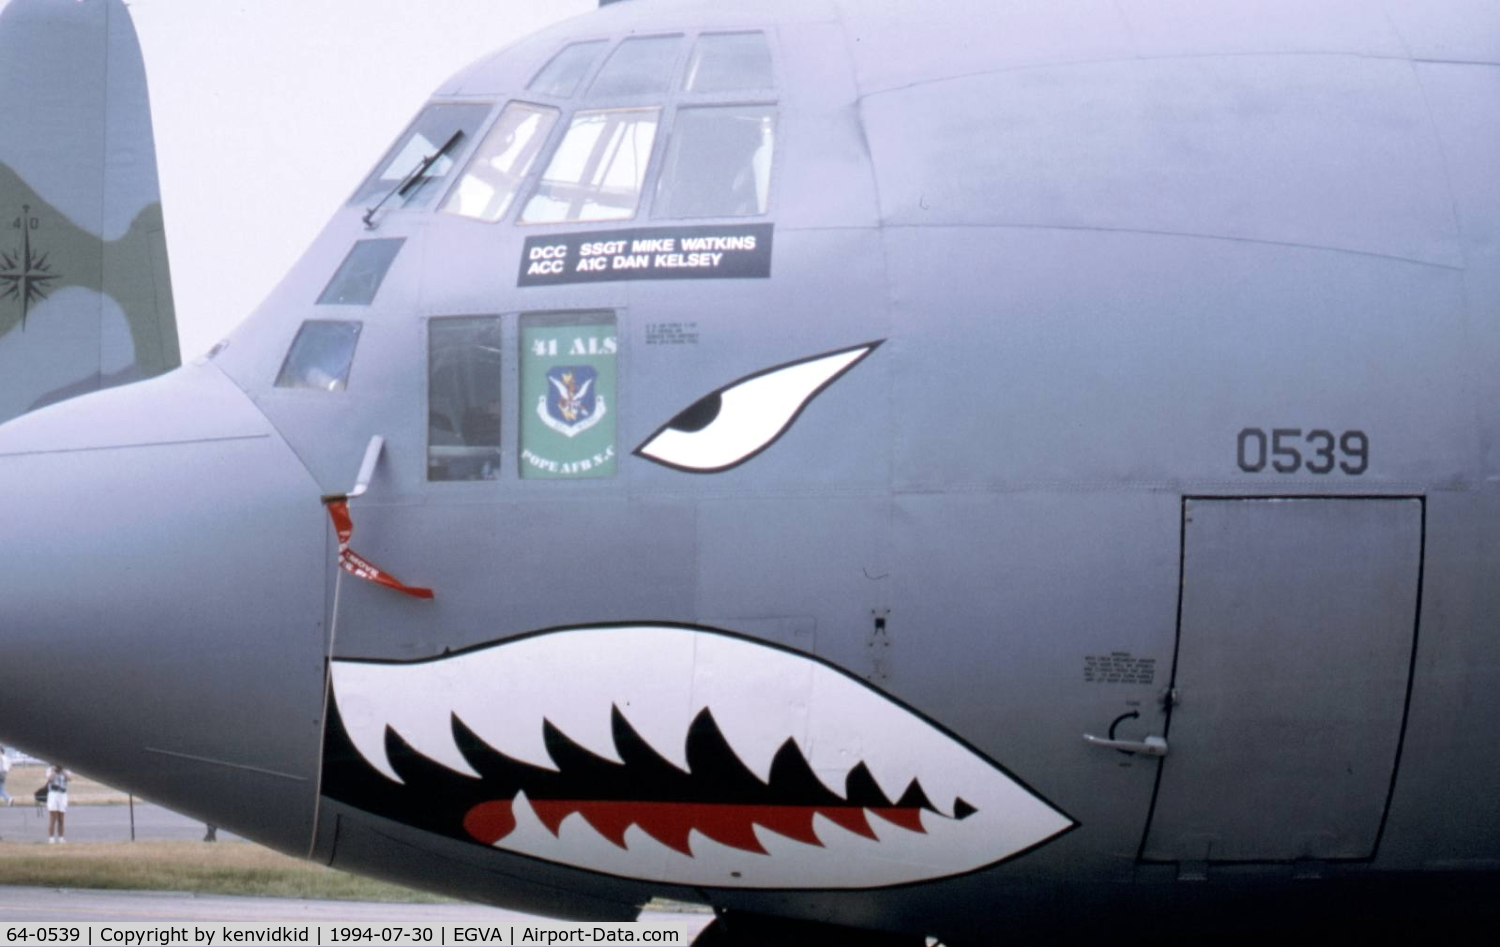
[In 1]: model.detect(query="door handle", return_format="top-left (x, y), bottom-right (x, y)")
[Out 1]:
top-left (1083, 733), bottom-right (1169, 756)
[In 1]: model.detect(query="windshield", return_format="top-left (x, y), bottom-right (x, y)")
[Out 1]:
top-left (351, 103), bottom-right (491, 208)
top-left (442, 103), bottom-right (560, 223)
top-left (520, 108), bottom-right (660, 224)
top-left (655, 105), bottom-right (776, 218)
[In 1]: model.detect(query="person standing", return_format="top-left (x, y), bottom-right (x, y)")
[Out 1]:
top-left (0, 747), bottom-right (12, 806)
top-left (44, 765), bottom-right (69, 843)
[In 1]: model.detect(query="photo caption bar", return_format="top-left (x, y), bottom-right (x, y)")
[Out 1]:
top-left (2, 924), bottom-right (695, 947)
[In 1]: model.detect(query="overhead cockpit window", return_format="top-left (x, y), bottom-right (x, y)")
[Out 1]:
top-left (683, 32), bottom-right (773, 93)
top-left (588, 35), bottom-right (683, 98)
top-left (274, 321), bottom-right (363, 393)
top-left (520, 108), bottom-right (660, 223)
top-left (317, 238), bottom-right (405, 305)
top-left (350, 103), bottom-right (490, 208)
top-left (442, 104), bottom-right (560, 223)
top-left (635, 342), bottom-right (881, 473)
top-left (655, 106), bottom-right (776, 218)
top-left (519, 312), bottom-right (617, 479)
top-left (428, 317), bottom-right (503, 481)
top-left (529, 41), bottom-right (608, 97)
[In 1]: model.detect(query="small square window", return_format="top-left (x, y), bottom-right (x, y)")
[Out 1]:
top-left (589, 36), bottom-right (683, 98)
top-left (529, 41), bottom-right (607, 97)
top-left (275, 321), bottom-right (362, 392)
top-left (683, 32), bottom-right (773, 93)
top-left (317, 239), bottom-right (405, 306)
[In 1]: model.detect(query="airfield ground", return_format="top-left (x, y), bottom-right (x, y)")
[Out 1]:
top-left (5, 764), bottom-right (125, 806)
top-left (0, 769), bottom-right (710, 925)
top-left (0, 796), bottom-right (450, 902)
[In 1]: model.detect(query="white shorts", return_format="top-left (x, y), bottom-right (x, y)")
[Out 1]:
top-left (46, 791), bottom-right (67, 812)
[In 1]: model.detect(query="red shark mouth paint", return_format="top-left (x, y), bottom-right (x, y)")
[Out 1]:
top-left (442, 704), bottom-right (972, 856)
top-left (326, 624), bottom-right (1073, 889)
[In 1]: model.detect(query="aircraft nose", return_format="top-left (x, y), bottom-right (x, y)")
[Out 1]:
top-left (0, 364), bottom-right (328, 852)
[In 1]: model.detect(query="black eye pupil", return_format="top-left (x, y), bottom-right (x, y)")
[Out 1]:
top-left (667, 392), bottom-right (722, 433)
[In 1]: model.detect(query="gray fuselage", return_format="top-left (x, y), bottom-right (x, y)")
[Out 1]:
top-left (1, 0), bottom-right (1498, 940)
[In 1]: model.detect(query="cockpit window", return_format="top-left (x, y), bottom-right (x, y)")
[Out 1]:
top-left (350, 103), bottom-right (490, 208)
top-left (317, 238), bottom-right (405, 305)
top-left (683, 32), bottom-right (773, 92)
top-left (588, 35), bottom-right (683, 98)
top-left (428, 317), bottom-right (503, 481)
top-left (520, 108), bottom-right (660, 223)
top-left (654, 106), bottom-right (776, 218)
top-left (274, 321), bottom-right (362, 392)
top-left (529, 41), bottom-right (607, 97)
top-left (442, 104), bottom-right (559, 223)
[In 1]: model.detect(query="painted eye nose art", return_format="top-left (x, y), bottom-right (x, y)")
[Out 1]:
top-left (634, 341), bottom-right (883, 473)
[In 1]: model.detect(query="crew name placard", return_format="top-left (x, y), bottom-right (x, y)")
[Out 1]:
top-left (519, 224), bottom-right (773, 287)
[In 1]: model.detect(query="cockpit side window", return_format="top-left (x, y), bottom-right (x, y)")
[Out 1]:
top-left (350, 103), bottom-right (491, 208)
top-left (317, 238), bottom-right (405, 305)
top-left (520, 108), bottom-right (661, 223)
top-left (529, 41), bottom-right (608, 98)
top-left (588, 35), bottom-right (684, 98)
top-left (428, 317), bottom-right (503, 482)
top-left (274, 321), bottom-right (362, 392)
top-left (442, 104), bottom-right (560, 223)
top-left (682, 32), bottom-right (773, 93)
top-left (654, 106), bottom-right (776, 218)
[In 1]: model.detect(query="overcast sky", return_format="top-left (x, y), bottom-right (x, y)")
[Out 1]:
top-left (125, 0), bottom-right (597, 358)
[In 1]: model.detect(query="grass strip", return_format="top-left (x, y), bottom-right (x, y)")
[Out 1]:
top-left (0, 841), bottom-right (452, 903)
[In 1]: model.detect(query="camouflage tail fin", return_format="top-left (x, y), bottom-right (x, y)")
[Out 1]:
top-left (0, 0), bottom-right (179, 424)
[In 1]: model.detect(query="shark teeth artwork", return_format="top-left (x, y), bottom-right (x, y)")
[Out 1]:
top-left (324, 625), bottom-right (1075, 889)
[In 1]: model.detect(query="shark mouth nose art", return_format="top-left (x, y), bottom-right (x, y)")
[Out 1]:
top-left (324, 625), bottom-right (1075, 889)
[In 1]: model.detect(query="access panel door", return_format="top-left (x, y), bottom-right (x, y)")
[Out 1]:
top-left (1141, 497), bottom-right (1421, 863)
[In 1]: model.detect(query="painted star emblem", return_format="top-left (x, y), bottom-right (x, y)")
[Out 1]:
top-left (0, 205), bottom-right (62, 330)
